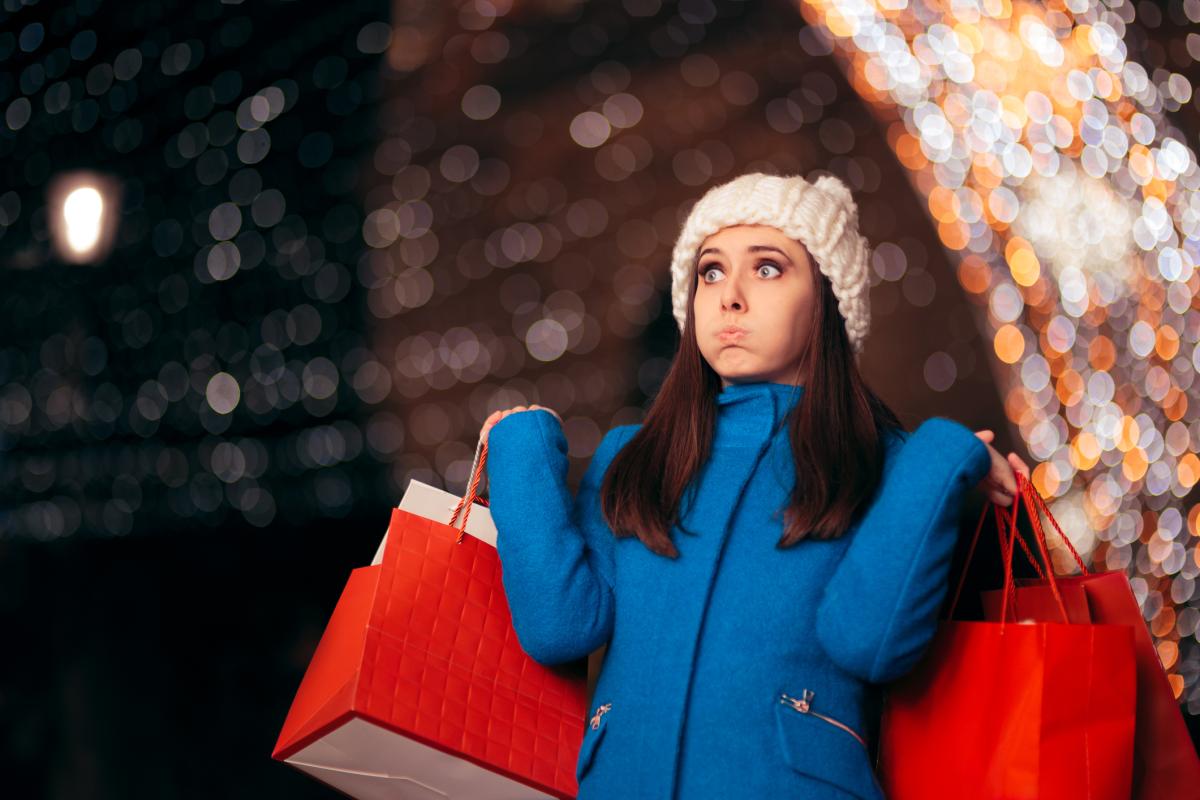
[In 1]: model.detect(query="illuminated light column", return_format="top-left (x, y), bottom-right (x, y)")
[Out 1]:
top-left (796, 0), bottom-right (1200, 707)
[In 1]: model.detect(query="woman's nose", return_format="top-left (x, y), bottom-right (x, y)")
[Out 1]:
top-left (720, 276), bottom-right (744, 311)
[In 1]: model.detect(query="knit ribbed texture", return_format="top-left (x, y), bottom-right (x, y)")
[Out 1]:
top-left (485, 386), bottom-right (991, 799)
top-left (670, 172), bottom-right (872, 356)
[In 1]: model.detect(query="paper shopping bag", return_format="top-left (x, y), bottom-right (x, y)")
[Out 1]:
top-left (272, 437), bottom-right (589, 799)
top-left (878, 474), bottom-right (1137, 800)
top-left (879, 619), bottom-right (1136, 799)
top-left (979, 479), bottom-right (1200, 798)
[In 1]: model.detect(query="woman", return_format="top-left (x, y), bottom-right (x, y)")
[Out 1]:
top-left (481, 172), bottom-right (1029, 799)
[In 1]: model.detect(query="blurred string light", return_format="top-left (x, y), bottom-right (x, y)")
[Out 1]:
top-left (1, 0), bottom-right (393, 538)
top-left (354, 0), bottom-right (691, 496)
top-left (796, 0), bottom-right (1200, 707)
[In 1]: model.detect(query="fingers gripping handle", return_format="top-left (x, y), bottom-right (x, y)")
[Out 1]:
top-left (945, 472), bottom-right (1089, 629)
top-left (448, 432), bottom-right (490, 545)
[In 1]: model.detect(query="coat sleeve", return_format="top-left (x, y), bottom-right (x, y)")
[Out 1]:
top-left (814, 416), bottom-right (992, 684)
top-left (484, 409), bottom-right (632, 666)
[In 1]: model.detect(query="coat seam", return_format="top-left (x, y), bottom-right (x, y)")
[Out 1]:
top-left (528, 409), bottom-right (617, 628)
top-left (866, 438), bottom-right (976, 682)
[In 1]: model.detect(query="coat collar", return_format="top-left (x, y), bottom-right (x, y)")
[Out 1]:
top-left (713, 381), bottom-right (805, 448)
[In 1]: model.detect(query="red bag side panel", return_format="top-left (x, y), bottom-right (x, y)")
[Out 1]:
top-left (272, 565), bottom-right (380, 760)
top-left (1073, 572), bottom-right (1200, 797)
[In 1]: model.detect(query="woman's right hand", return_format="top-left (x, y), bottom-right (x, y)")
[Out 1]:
top-left (973, 429), bottom-right (1031, 507)
top-left (481, 405), bottom-right (562, 442)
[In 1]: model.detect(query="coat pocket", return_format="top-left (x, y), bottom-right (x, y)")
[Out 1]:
top-left (575, 701), bottom-right (611, 785)
top-left (773, 690), bottom-right (882, 800)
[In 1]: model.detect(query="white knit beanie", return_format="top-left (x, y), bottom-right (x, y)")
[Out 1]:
top-left (669, 171), bottom-right (871, 356)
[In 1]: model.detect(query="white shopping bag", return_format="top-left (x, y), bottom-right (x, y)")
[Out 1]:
top-left (370, 474), bottom-right (498, 565)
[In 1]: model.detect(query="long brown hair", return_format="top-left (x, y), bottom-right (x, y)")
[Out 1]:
top-left (600, 242), bottom-right (904, 558)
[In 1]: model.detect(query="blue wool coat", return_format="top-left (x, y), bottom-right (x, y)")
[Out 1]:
top-left (485, 380), bottom-right (992, 800)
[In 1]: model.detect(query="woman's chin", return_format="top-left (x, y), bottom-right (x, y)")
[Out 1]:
top-left (713, 362), bottom-right (768, 383)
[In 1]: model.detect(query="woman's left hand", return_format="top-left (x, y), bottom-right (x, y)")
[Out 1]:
top-left (973, 429), bottom-right (1032, 506)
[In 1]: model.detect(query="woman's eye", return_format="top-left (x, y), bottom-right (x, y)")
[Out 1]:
top-left (697, 261), bottom-right (782, 283)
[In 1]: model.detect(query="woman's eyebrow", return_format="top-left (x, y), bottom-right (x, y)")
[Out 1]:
top-left (696, 245), bottom-right (793, 263)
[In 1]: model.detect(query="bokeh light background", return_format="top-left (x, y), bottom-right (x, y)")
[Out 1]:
top-left (1, 0), bottom-right (1197, 795)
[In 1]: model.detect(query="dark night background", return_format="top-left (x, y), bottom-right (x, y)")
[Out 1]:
top-left (1, 0), bottom-right (1197, 796)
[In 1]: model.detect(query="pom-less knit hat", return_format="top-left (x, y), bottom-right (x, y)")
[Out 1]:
top-left (669, 171), bottom-right (872, 356)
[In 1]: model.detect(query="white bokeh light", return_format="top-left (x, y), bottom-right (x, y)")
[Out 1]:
top-left (63, 187), bottom-right (104, 254)
top-left (48, 172), bottom-right (120, 264)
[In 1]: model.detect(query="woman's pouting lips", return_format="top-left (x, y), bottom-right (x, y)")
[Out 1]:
top-left (718, 326), bottom-right (747, 343)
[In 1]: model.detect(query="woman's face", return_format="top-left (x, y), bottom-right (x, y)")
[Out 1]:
top-left (692, 224), bottom-right (817, 389)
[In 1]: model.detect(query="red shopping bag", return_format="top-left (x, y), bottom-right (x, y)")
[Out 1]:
top-left (878, 475), bottom-right (1137, 800)
top-left (979, 475), bottom-right (1200, 799)
top-left (272, 437), bottom-right (588, 799)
